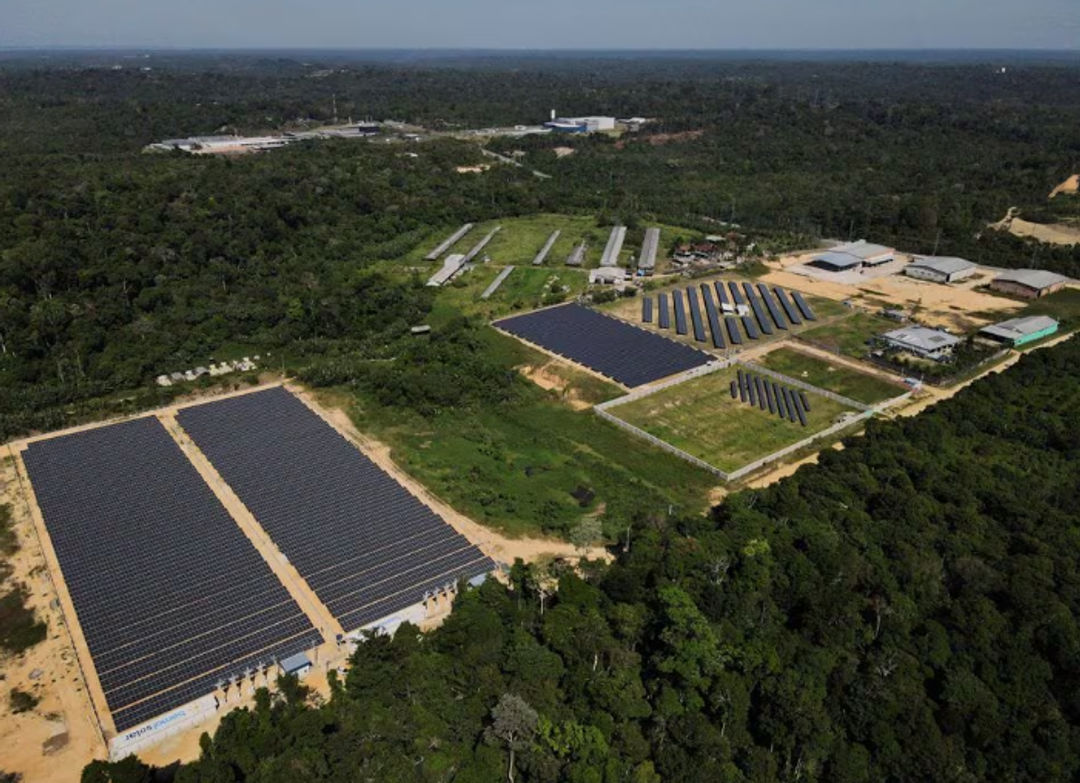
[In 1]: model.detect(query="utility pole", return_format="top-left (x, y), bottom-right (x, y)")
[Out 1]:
top-left (932, 229), bottom-right (942, 256)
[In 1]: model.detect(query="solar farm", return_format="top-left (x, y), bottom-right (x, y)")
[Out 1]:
top-left (14, 385), bottom-right (494, 753)
top-left (494, 303), bottom-right (714, 387)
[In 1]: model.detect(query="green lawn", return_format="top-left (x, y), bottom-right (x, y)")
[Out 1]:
top-left (608, 368), bottom-right (858, 473)
top-left (755, 347), bottom-right (904, 405)
top-left (798, 311), bottom-right (898, 359)
top-left (1021, 288), bottom-right (1080, 330)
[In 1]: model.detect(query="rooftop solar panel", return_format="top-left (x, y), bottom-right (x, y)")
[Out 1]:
top-left (672, 290), bottom-right (688, 335)
top-left (22, 418), bottom-right (320, 732)
top-left (686, 287), bottom-right (706, 342)
top-left (657, 293), bottom-right (671, 329)
top-left (494, 304), bottom-right (712, 387)
top-left (177, 388), bottom-right (495, 636)
top-left (773, 287), bottom-right (803, 325)
top-left (642, 296), bottom-right (653, 324)
top-left (790, 290), bottom-right (817, 321)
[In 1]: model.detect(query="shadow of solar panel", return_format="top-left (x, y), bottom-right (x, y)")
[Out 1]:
top-left (773, 287), bottom-right (803, 325)
top-left (686, 287), bottom-right (706, 342)
top-left (672, 290), bottom-right (688, 335)
top-left (642, 297), bottom-right (653, 323)
top-left (495, 304), bottom-right (711, 387)
top-left (176, 388), bottom-right (496, 635)
top-left (756, 284), bottom-right (788, 330)
top-left (657, 293), bottom-right (671, 329)
top-left (791, 291), bottom-right (817, 321)
top-left (22, 418), bottom-right (319, 732)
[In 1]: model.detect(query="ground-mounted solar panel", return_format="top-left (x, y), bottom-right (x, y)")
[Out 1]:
top-left (737, 369), bottom-right (748, 402)
top-left (764, 380), bottom-right (776, 413)
top-left (790, 391), bottom-right (808, 426)
top-left (783, 388), bottom-right (799, 422)
top-left (774, 382), bottom-right (788, 419)
top-left (700, 285), bottom-right (726, 349)
top-left (672, 290), bottom-right (688, 335)
top-left (773, 287), bottom-right (803, 325)
top-left (727, 281), bottom-right (746, 305)
top-left (741, 315), bottom-right (760, 340)
top-left (657, 293), bottom-right (671, 329)
top-left (799, 390), bottom-right (811, 412)
top-left (22, 418), bottom-right (321, 732)
top-left (178, 388), bottom-right (495, 636)
top-left (642, 296), bottom-right (653, 324)
top-left (756, 283), bottom-right (788, 330)
top-left (725, 317), bottom-right (744, 345)
top-left (730, 380), bottom-right (738, 399)
top-left (791, 290), bottom-right (817, 321)
top-left (495, 304), bottom-right (712, 387)
top-left (714, 281), bottom-right (730, 306)
top-left (754, 376), bottom-right (767, 410)
top-left (686, 287), bottom-right (707, 342)
top-left (746, 375), bottom-right (757, 406)
top-left (742, 286), bottom-right (775, 335)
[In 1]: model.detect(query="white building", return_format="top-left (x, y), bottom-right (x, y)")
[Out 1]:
top-left (904, 256), bottom-right (977, 284)
top-left (809, 239), bottom-right (895, 271)
top-left (880, 326), bottom-right (962, 361)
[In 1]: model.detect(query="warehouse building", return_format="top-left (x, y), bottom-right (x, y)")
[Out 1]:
top-left (989, 269), bottom-right (1070, 299)
top-left (978, 315), bottom-right (1059, 347)
top-left (808, 240), bottom-right (895, 272)
top-left (904, 256), bottom-right (977, 283)
top-left (880, 325), bottom-right (962, 362)
top-left (543, 111), bottom-right (617, 133)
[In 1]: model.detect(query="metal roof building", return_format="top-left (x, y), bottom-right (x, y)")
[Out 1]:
top-left (978, 315), bottom-right (1059, 347)
top-left (990, 269), bottom-right (1070, 299)
top-left (810, 240), bottom-right (895, 271)
top-left (637, 228), bottom-right (660, 274)
top-left (880, 326), bottom-right (962, 361)
top-left (809, 251), bottom-right (862, 272)
top-left (904, 256), bottom-right (977, 283)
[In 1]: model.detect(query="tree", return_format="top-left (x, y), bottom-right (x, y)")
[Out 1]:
top-left (570, 516), bottom-right (602, 555)
top-left (484, 693), bottom-right (539, 783)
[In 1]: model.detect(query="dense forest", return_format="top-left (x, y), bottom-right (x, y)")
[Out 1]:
top-left (83, 333), bottom-right (1080, 783)
top-left (2, 54), bottom-right (1080, 441)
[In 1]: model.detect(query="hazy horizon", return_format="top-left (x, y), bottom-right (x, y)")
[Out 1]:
top-left (3, 0), bottom-right (1077, 50)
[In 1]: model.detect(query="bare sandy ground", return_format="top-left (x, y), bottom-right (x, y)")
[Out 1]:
top-left (1049, 174), bottom-right (1078, 199)
top-left (990, 207), bottom-right (1080, 246)
top-left (517, 362), bottom-right (593, 410)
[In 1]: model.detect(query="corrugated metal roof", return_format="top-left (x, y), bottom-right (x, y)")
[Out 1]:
top-left (908, 256), bottom-right (975, 275)
top-left (811, 251), bottom-right (861, 269)
top-left (832, 240), bottom-right (894, 260)
top-left (883, 326), bottom-right (962, 351)
top-left (994, 269), bottom-right (1070, 290)
top-left (979, 315), bottom-right (1058, 340)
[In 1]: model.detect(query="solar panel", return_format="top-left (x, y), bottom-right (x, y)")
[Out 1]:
top-left (783, 388), bottom-right (799, 422)
top-left (657, 293), bottom-right (671, 329)
top-left (799, 390), bottom-right (811, 412)
top-left (642, 296), bottom-right (653, 324)
top-left (773, 287), bottom-right (803, 325)
top-left (765, 381), bottom-right (776, 414)
top-left (737, 369), bottom-right (748, 402)
top-left (686, 287), bottom-right (707, 342)
top-left (774, 382), bottom-right (788, 419)
top-left (700, 285), bottom-right (726, 349)
top-left (746, 375), bottom-right (757, 406)
top-left (791, 290), bottom-right (817, 321)
top-left (742, 286), bottom-right (775, 336)
top-left (741, 315), bottom-right (760, 340)
top-left (756, 284), bottom-right (788, 330)
top-left (22, 418), bottom-right (321, 732)
top-left (730, 380), bottom-right (738, 399)
top-left (725, 317), bottom-right (743, 345)
top-left (727, 281), bottom-right (746, 305)
top-left (672, 290), bottom-right (688, 335)
top-left (790, 391), bottom-right (808, 426)
top-left (494, 304), bottom-right (712, 387)
top-left (178, 388), bottom-right (495, 636)
top-left (754, 376), bottom-right (767, 410)
top-left (714, 281), bottom-right (729, 305)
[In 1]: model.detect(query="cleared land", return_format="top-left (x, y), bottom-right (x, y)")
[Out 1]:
top-left (755, 347), bottom-right (904, 405)
top-left (797, 311), bottom-right (900, 360)
top-left (608, 368), bottom-right (856, 473)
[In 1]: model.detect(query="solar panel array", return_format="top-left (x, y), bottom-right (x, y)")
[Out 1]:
top-left (700, 285), bottom-right (726, 349)
top-left (177, 388), bottom-right (494, 634)
top-left (733, 369), bottom-right (809, 426)
top-left (22, 418), bottom-right (320, 732)
top-left (686, 288), bottom-right (707, 342)
top-left (657, 293), bottom-right (671, 329)
top-left (672, 290), bottom-right (688, 335)
top-left (496, 303), bottom-right (712, 387)
top-left (642, 296), bottom-right (653, 323)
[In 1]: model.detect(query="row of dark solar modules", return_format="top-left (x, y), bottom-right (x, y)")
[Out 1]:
top-left (641, 281), bottom-right (817, 348)
top-left (494, 303), bottom-right (712, 388)
top-left (176, 387), bottom-right (495, 635)
top-left (22, 417), bottom-right (320, 731)
top-left (729, 368), bottom-right (812, 427)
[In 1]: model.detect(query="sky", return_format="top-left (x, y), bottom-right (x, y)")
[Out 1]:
top-left (1, 0), bottom-right (1077, 50)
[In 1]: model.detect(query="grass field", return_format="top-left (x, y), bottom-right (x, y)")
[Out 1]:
top-left (608, 368), bottom-right (857, 473)
top-left (798, 311), bottom-right (898, 359)
top-left (755, 347), bottom-right (904, 404)
top-left (1021, 288), bottom-right (1080, 330)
